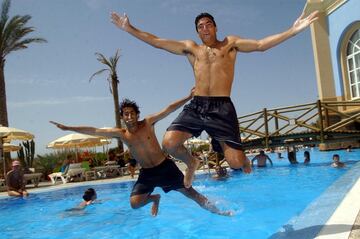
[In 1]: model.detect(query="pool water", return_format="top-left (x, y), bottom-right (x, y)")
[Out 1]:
top-left (0, 148), bottom-right (359, 239)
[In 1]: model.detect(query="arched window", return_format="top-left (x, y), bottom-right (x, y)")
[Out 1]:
top-left (346, 29), bottom-right (360, 99)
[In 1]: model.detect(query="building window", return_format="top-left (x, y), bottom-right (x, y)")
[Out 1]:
top-left (346, 29), bottom-right (360, 99)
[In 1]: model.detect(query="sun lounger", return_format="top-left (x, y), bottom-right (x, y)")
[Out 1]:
top-left (64, 163), bottom-right (85, 182)
top-left (24, 173), bottom-right (42, 187)
top-left (93, 165), bottom-right (121, 178)
top-left (48, 171), bottom-right (67, 184)
top-left (48, 163), bottom-right (85, 184)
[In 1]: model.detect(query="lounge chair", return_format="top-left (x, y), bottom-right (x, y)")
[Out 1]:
top-left (48, 163), bottom-right (85, 184)
top-left (23, 173), bottom-right (42, 187)
top-left (48, 171), bottom-right (67, 184)
top-left (65, 163), bottom-right (85, 182)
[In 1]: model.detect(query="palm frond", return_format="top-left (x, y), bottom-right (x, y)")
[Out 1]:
top-left (109, 49), bottom-right (121, 71)
top-left (0, 0), bottom-right (10, 26)
top-left (2, 37), bottom-right (46, 57)
top-left (95, 52), bottom-right (112, 68)
top-left (91, 50), bottom-right (121, 84)
top-left (89, 68), bottom-right (108, 82)
top-left (2, 15), bottom-right (31, 41)
top-left (0, 13), bottom-right (46, 57)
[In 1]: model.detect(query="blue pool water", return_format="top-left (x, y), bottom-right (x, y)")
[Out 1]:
top-left (0, 148), bottom-right (359, 239)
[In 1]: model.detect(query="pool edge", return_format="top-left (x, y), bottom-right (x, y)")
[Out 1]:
top-left (315, 176), bottom-right (360, 239)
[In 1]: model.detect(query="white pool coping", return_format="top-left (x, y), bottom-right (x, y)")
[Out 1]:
top-left (315, 177), bottom-right (360, 239)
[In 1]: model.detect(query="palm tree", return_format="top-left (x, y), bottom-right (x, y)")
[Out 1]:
top-left (90, 49), bottom-right (124, 154)
top-left (0, 0), bottom-right (47, 127)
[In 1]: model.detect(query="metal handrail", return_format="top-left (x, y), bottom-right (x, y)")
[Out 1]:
top-left (238, 100), bottom-right (360, 148)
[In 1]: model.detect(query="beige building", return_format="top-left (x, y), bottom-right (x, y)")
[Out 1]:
top-left (304, 0), bottom-right (360, 148)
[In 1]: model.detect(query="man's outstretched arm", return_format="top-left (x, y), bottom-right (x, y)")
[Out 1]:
top-left (111, 12), bottom-right (194, 55)
top-left (49, 121), bottom-right (123, 139)
top-left (146, 88), bottom-right (195, 125)
top-left (234, 10), bottom-right (319, 52)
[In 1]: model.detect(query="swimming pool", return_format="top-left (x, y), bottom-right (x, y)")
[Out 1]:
top-left (0, 148), bottom-right (359, 239)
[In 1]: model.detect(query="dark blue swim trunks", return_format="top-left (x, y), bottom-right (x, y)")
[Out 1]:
top-left (167, 96), bottom-right (242, 153)
top-left (130, 158), bottom-right (184, 196)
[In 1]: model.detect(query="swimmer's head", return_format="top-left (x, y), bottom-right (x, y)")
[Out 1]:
top-left (83, 188), bottom-right (97, 202)
top-left (215, 165), bottom-right (226, 177)
top-left (332, 154), bottom-right (340, 162)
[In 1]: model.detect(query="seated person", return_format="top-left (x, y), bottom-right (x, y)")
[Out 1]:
top-left (116, 153), bottom-right (126, 168)
top-left (331, 154), bottom-right (345, 168)
top-left (48, 155), bottom-right (71, 184)
top-left (106, 149), bottom-right (116, 164)
top-left (6, 160), bottom-right (28, 197)
top-left (304, 151), bottom-right (310, 164)
top-left (251, 150), bottom-right (273, 167)
top-left (127, 156), bottom-right (137, 178)
top-left (88, 158), bottom-right (95, 169)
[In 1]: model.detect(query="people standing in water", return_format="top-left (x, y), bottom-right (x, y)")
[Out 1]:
top-left (251, 150), bottom-right (273, 167)
top-left (331, 154), bottom-right (345, 168)
top-left (110, 10), bottom-right (319, 187)
top-left (303, 151), bottom-right (310, 164)
top-left (51, 89), bottom-right (231, 216)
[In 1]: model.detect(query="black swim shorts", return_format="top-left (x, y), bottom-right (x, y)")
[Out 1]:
top-left (130, 158), bottom-right (184, 196)
top-left (167, 96), bottom-right (242, 152)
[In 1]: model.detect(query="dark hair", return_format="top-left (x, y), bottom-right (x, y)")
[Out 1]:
top-left (195, 12), bottom-right (216, 32)
top-left (83, 188), bottom-right (96, 202)
top-left (304, 151), bottom-right (310, 158)
top-left (333, 154), bottom-right (340, 159)
top-left (120, 99), bottom-right (140, 116)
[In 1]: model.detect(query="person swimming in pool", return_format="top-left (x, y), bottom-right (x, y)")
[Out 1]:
top-left (110, 10), bottom-right (319, 188)
top-left (66, 188), bottom-right (98, 212)
top-left (51, 89), bottom-right (231, 217)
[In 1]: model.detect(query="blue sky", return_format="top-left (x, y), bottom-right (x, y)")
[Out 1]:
top-left (6, 0), bottom-right (318, 155)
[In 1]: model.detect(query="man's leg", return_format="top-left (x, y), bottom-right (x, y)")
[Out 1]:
top-left (162, 130), bottom-right (200, 188)
top-left (130, 193), bottom-right (161, 216)
top-left (7, 190), bottom-right (22, 197)
top-left (220, 142), bottom-right (251, 173)
top-left (176, 187), bottom-right (232, 216)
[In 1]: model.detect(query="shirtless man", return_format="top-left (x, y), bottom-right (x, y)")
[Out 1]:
top-left (50, 90), bottom-right (230, 216)
top-left (251, 150), bottom-right (273, 167)
top-left (110, 10), bottom-right (319, 187)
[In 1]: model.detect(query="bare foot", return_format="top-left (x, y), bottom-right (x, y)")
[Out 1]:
top-left (184, 158), bottom-right (200, 188)
top-left (151, 194), bottom-right (161, 216)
